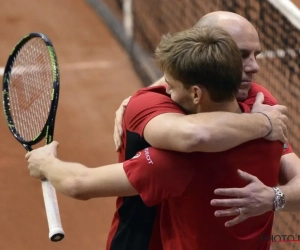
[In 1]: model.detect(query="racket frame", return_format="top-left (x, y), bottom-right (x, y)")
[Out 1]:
top-left (2, 32), bottom-right (64, 242)
top-left (2, 33), bottom-right (59, 148)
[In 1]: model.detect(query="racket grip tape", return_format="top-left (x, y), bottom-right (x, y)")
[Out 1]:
top-left (41, 180), bottom-right (65, 242)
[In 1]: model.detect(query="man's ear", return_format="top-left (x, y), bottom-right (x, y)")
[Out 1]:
top-left (191, 85), bottom-right (202, 104)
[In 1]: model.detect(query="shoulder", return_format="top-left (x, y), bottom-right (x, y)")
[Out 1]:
top-left (124, 86), bottom-right (184, 134)
top-left (244, 82), bottom-right (278, 107)
top-left (132, 85), bottom-right (169, 100)
top-left (126, 85), bottom-right (183, 115)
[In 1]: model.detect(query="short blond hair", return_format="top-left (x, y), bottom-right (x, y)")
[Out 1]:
top-left (155, 26), bottom-right (242, 102)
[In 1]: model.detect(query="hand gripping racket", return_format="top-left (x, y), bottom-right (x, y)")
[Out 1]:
top-left (2, 32), bottom-right (65, 241)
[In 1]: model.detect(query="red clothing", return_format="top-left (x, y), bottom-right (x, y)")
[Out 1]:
top-left (245, 81), bottom-right (278, 107)
top-left (118, 85), bottom-right (184, 162)
top-left (107, 86), bottom-right (183, 250)
top-left (124, 103), bottom-right (284, 250)
top-left (107, 82), bottom-right (292, 250)
top-left (246, 82), bottom-right (292, 154)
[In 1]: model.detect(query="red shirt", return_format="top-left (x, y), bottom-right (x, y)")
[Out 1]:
top-left (245, 81), bottom-right (278, 107)
top-left (118, 86), bottom-right (184, 162)
top-left (124, 102), bottom-right (284, 250)
top-left (107, 86), bottom-right (183, 250)
top-left (246, 81), bottom-right (292, 154)
top-left (107, 82), bottom-right (292, 250)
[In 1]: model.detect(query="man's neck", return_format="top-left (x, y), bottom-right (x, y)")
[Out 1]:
top-left (200, 101), bottom-right (242, 113)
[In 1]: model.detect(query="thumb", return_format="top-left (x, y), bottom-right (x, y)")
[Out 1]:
top-left (122, 96), bottom-right (131, 107)
top-left (237, 169), bottom-right (256, 183)
top-left (49, 141), bottom-right (59, 157)
top-left (254, 92), bottom-right (264, 104)
top-left (50, 141), bottom-right (59, 149)
top-left (25, 151), bottom-right (31, 160)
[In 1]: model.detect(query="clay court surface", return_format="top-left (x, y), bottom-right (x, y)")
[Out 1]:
top-left (0, 0), bottom-right (142, 249)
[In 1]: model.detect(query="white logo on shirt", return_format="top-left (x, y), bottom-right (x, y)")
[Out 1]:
top-left (132, 152), bottom-right (141, 159)
top-left (144, 148), bottom-right (153, 164)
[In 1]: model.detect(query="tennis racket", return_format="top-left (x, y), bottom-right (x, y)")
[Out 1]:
top-left (2, 32), bottom-right (65, 242)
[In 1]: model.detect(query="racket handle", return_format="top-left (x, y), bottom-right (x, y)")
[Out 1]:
top-left (41, 180), bottom-right (65, 242)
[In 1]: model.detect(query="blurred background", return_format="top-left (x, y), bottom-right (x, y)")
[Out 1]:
top-left (0, 0), bottom-right (299, 249)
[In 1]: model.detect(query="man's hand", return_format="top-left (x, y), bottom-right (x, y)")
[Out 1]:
top-left (210, 169), bottom-right (274, 227)
top-left (114, 96), bottom-right (131, 151)
top-left (25, 141), bottom-right (59, 179)
top-left (251, 92), bottom-right (288, 143)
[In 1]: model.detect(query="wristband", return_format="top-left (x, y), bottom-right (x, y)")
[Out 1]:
top-left (257, 112), bottom-right (273, 137)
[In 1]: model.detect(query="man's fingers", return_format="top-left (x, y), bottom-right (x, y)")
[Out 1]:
top-left (214, 187), bottom-right (245, 197)
top-left (113, 128), bottom-right (118, 151)
top-left (282, 123), bottom-right (288, 140)
top-left (274, 104), bottom-right (288, 115)
top-left (114, 108), bottom-right (124, 151)
top-left (116, 117), bottom-right (123, 150)
top-left (281, 114), bottom-right (288, 124)
top-left (237, 169), bottom-right (257, 182)
top-left (122, 97), bottom-right (131, 107)
top-left (114, 118), bottom-right (122, 151)
top-left (225, 215), bottom-right (247, 227)
top-left (117, 121), bottom-right (123, 137)
top-left (25, 152), bottom-right (31, 160)
top-left (115, 136), bottom-right (122, 152)
top-left (214, 207), bottom-right (240, 217)
top-left (49, 141), bottom-right (59, 157)
top-left (113, 96), bottom-right (131, 151)
top-left (279, 134), bottom-right (288, 144)
top-left (211, 198), bottom-right (246, 207)
top-left (254, 92), bottom-right (264, 104)
top-left (124, 96), bottom-right (131, 105)
top-left (50, 141), bottom-right (59, 148)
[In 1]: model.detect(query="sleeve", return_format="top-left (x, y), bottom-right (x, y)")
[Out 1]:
top-left (124, 87), bottom-right (184, 136)
top-left (123, 147), bottom-right (195, 207)
top-left (246, 82), bottom-right (294, 155)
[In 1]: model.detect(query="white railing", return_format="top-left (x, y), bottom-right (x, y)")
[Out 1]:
top-left (267, 0), bottom-right (300, 30)
top-left (123, 0), bottom-right (133, 40)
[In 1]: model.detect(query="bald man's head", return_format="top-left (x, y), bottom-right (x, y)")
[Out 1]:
top-left (195, 11), bottom-right (261, 101)
top-left (195, 11), bottom-right (256, 38)
top-left (196, 11), bottom-right (249, 25)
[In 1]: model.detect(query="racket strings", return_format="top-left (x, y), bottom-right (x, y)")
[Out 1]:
top-left (8, 38), bottom-right (54, 141)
